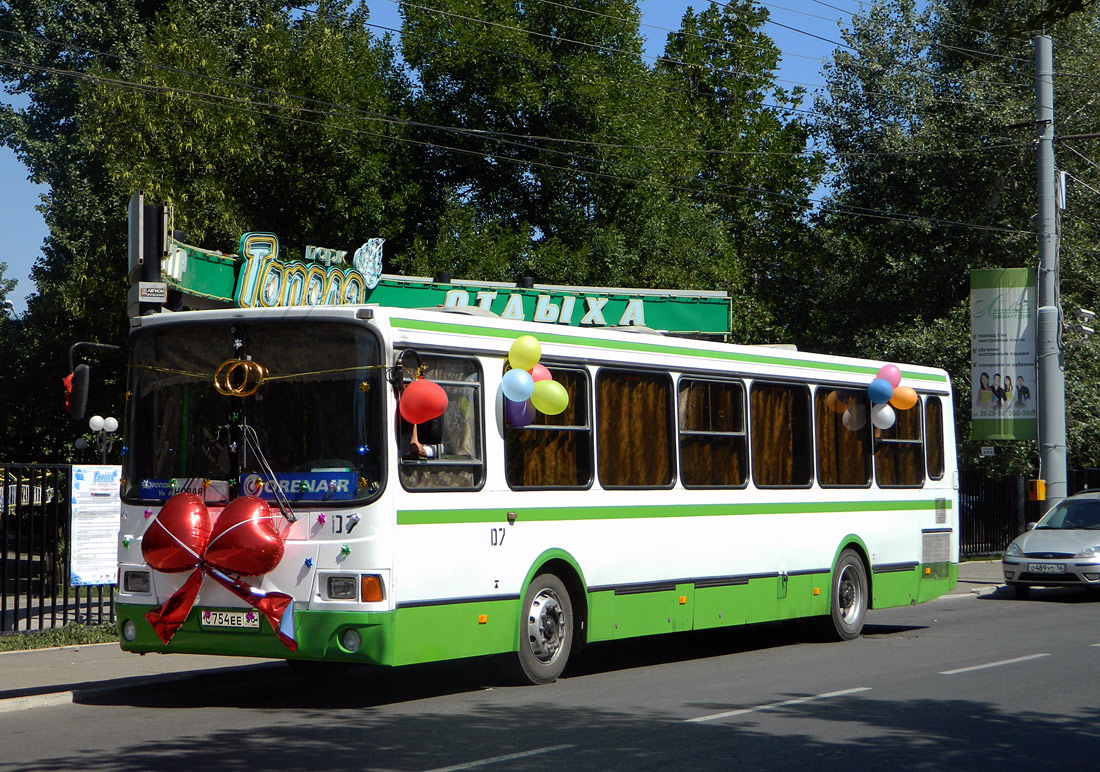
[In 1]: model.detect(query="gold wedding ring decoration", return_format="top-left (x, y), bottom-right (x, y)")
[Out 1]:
top-left (213, 359), bottom-right (267, 397)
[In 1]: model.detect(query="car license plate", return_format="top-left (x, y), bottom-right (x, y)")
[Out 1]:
top-left (199, 609), bottom-right (260, 629)
top-left (1029, 563), bottom-right (1065, 574)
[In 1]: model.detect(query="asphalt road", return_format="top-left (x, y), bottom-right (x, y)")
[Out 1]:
top-left (1, 585), bottom-right (1097, 772)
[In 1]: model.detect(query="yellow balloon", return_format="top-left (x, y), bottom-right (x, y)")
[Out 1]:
top-left (509, 335), bottom-right (541, 371)
top-left (889, 385), bottom-right (918, 410)
top-left (531, 379), bottom-right (568, 416)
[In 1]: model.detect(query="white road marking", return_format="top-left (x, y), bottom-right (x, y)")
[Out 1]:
top-left (939, 653), bottom-right (1050, 675)
top-left (685, 687), bottom-right (872, 723)
top-left (421, 744), bottom-right (574, 772)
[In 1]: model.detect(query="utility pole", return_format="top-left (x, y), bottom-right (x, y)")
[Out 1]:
top-left (1034, 34), bottom-right (1067, 511)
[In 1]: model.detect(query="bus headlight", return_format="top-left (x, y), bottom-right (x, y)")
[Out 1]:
top-left (123, 570), bottom-right (151, 593)
top-left (327, 576), bottom-right (357, 600)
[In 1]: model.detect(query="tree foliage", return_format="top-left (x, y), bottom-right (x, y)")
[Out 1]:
top-left (5, 0), bottom-right (1100, 477)
top-left (811, 0), bottom-right (1100, 469)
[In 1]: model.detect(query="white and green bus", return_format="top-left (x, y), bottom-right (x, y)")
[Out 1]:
top-left (116, 304), bottom-right (958, 683)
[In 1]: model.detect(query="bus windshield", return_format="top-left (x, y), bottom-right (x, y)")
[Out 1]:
top-left (123, 319), bottom-right (385, 505)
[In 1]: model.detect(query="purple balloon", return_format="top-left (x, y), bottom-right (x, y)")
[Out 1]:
top-left (505, 398), bottom-right (535, 428)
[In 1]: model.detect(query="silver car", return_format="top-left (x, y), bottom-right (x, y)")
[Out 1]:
top-left (1002, 491), bottom-right (1100, 599)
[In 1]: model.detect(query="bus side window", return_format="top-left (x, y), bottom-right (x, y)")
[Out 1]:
top-left (815, 388), bottom-right (872, 487)
top-left (398, 354), bottom-right (484, 491)
top-left (678, 377), bottom-right (747, 488)
top-left (874, 398), bottom-right (924, 487)
top-left (750, 382), bottom-right (813, 488)
top-left (504, 366), bottom-right (592, 489)
top-left (925, 396), bottom-right (945, 481)
top-left (596, 369), bottom-right (675, 488)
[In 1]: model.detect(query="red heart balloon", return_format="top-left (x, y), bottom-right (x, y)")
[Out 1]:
top-left (205, 496), bottom-right (284, 577)
top-left (142, 493), bottom-right (211, 573)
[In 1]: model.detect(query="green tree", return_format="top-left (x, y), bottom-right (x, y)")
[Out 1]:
top-left (811, 0), bottom-right (1100, 469)
top-left (397, 0), bottom-right (824, 341)
top-left (0, 0), bottom-right (413, 459)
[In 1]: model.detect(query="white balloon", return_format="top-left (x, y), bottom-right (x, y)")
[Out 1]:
top-left (842, 405), bottom-right (867, 431)
top-left (871, 403), bottom-right (896, 430)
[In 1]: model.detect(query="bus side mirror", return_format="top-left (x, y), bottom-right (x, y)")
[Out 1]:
top-left (65, 364), bottom-right (90, 420)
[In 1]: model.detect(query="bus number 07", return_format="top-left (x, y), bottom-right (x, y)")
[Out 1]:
top-left (490, 527), bottom-right (506, 547)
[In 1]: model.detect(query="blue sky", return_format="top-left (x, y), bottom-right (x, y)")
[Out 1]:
top-left (0, 0), bottom-right (856, 314)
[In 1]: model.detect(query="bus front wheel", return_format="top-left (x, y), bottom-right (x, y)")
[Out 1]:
top-left (822, 549), bottom-right (868, 641)
top-left (513, 573), bottom-right (573, 685)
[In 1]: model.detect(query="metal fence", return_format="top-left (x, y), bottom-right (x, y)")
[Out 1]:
top-left (958, 471), bottom-right (1026, 557)
top-left (1, 464), bottom-right (115, 634)
top-left (0, 461), bottom-right (1095, 630)
top-left (956, 468), bottom-right (1100, 557)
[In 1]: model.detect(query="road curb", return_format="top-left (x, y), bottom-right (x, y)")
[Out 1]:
top-left (0, 691), bottom-right (74, 714)
top-left (0, 662), bottom-right (283, 713)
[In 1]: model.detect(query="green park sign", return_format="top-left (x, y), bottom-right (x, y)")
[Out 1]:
top-left (153, 232), bottom-right (732, 335)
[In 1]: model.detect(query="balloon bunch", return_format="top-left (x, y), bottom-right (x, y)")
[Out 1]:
top-left (141, 493), bottom-right (298, 650)
top-left (826, 364), bottom-right (918, 431)
top-left (864, 364), bottom-right (918, 430)
top-left (501, 335), bottom-right (569, 427)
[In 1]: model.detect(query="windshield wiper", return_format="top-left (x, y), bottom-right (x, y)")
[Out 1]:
top-left (241, 425), bottom-right (297, 523)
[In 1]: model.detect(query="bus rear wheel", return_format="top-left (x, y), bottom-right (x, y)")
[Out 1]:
top-left (822, 549), bottom-right (868, 641)
top-left (513, 573), bottom-right (573, 685)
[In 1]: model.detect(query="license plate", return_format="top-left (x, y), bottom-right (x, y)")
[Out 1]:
top-left (199, 609), bottom-right (260, 629)
top-left (1029, 563), bottom-right (1065, 574)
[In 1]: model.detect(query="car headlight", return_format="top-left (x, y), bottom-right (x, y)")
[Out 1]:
top-left (1004, 541), bottom-right (1023, 557)
top-left (1075, 544), bottom-right (1100, 558)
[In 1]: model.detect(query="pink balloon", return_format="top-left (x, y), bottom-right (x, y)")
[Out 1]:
top-left (529, 364), bottom-right (552, 382)
top-left (876, 364), bottom-right (901, 388)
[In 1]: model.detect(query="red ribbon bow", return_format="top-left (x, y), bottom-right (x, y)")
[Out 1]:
top-left (141, 493), bottom-right (298, 651)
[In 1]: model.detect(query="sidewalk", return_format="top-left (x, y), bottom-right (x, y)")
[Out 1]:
top-left (0, 561), bottom-right (1005, 712)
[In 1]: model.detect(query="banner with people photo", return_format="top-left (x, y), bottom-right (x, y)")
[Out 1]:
top-left (970, 268), bottom-right (1037, 441)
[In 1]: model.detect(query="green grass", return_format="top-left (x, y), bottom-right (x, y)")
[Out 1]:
top-left (0, 623), bottom-right (118, 652)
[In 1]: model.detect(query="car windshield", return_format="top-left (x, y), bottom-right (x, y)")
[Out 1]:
top-left (1034, 499), bottom-right (1100, 530)
top-left (123, 319), bottom-right (385, 505)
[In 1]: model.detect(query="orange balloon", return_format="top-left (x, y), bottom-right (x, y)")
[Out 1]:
top-left (889, 385), bottom-right (918, 410)
top-left (825, 390), bottom-right (849, 413)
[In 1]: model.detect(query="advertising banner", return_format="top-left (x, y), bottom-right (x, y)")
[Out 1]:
top-left (970, 268), bottom-right (1037, 441)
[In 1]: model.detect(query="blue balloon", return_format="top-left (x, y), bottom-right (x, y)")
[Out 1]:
top-left (501, 368), bottom-right (535, 402)
top-left (867, 377), bottom-right (894, 404)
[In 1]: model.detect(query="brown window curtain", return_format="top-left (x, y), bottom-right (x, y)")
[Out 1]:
top-left (815, 389), bottom-right (872, 487)
top-left (678, 379), bottom-right (747, 488)
top-left (750, 382), bottom-right (813, 487)
top-left (597, 370), bottom-right (674, 487)
top-left (874, 399), bottom-right (924, 487)
top-left (505, 368), bottom-right (592, 488)
top-left (925, 397), bottom-right (945, 480)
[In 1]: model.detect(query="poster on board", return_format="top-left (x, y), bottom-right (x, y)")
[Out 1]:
top-left (970, 268), bottom-right (1037, 441)
top-left (70, 465), bottom-right (122, 586)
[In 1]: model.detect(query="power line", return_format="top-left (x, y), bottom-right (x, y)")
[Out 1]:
top-left (0, 27), bottom-right (1030, 162)
top-left (385, 0), bottom-right (1024, 110)
top-left (0, 52), bottom-right (1032, 237)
